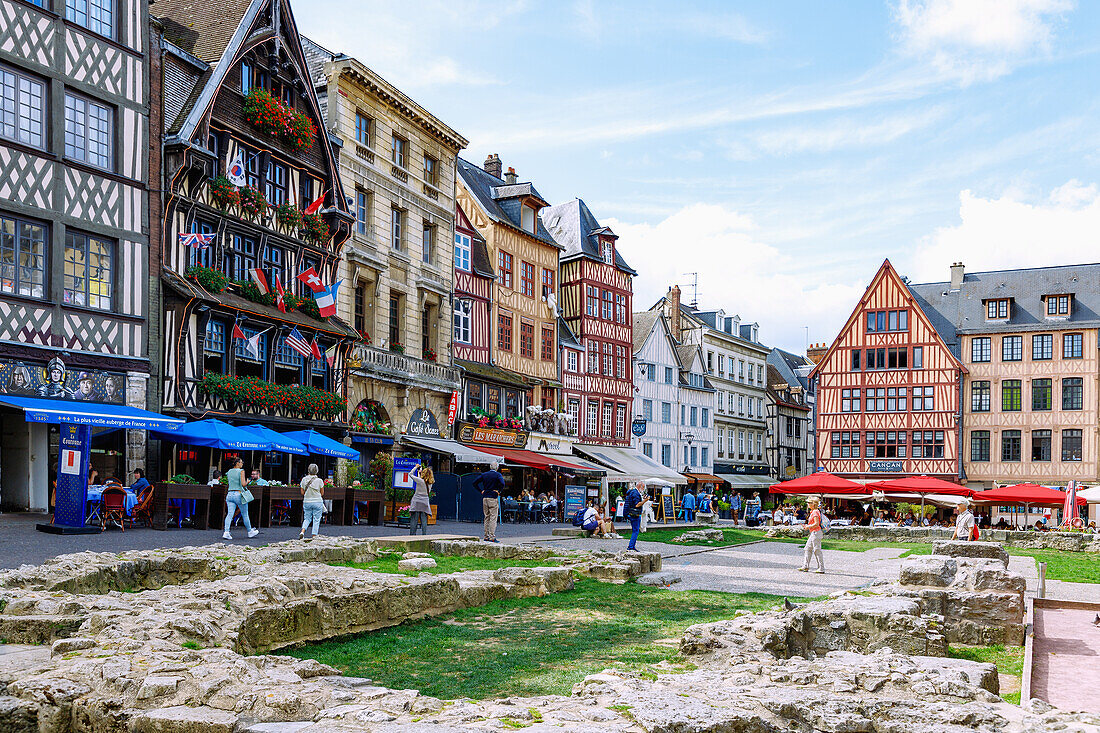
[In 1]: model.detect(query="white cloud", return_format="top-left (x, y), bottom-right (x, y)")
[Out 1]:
top-left (607, 204), bottom-right (867, 353)
top-left (909, 180), bottom-right (1100, 281)
top-left (893, 0), bottom-right (1074, 82)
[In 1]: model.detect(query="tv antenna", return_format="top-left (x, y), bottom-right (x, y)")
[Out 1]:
top-left (683, 272), bottom-right (698, 308)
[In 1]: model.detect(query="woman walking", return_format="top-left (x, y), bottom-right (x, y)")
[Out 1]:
top-left (223, 458), bottom-right (258, 540)
top-left (299, 463), bottom-right (325, 541)
top-left (797, 496), bottom-right (825, 573)
top-left (409, 464), bottom-right (433, 535)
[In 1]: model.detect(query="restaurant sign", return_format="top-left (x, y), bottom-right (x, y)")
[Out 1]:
top-left (868, 460), bottom-right (904, 473)
top-left (457, 420), bottom-right (527, 448)
top-left (526, 430), bottom-right (578, 455)
top-left (405, 408), bottom-right (441, 438)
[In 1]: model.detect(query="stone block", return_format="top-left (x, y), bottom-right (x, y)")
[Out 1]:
top-left (675, 529), bottom-right (724, 542)
top-left (637, 571), bottom-right (682, 587)
top-left (930, 541), bottom-right (1009, 567)
top-left (129, 705), bottom-right (236, 733)
top-left (396, 558), bottom-right (437, 572)
top-left (0, 695), bottom-right (37, 733)
top-left (136, 676), bottom-right (181, 700)
top-left (899, 556), bottom-right (957, 587)
top-left (0, 615), bottom-right (83, 645)
top-left (551, 527), bottom-right (586, 537)
top-left (375, 535), bottom-right (477, 553)
top-left (696, 512), bottom-right (718, 525)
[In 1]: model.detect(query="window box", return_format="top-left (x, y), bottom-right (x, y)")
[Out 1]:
top-left (242, 88), bottom-right (315, 151)
top-left (185, 265), bottom-right (228, 293)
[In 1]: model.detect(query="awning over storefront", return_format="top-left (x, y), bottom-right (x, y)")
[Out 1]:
top-left (683, 472), bottom-right (724, 484)
top-left (716, 474), bottom-right (775, 490)
top-left (573, 445), bottom-right (687, 485)
top-left (478, 447), bottom-right (600, 473)
top-left (0, 395), bottom-right (185, 431)
top-left (402, 436), bottom-right (500, 465)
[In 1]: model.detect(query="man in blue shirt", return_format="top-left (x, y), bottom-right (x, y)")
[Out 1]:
top-left (624, 481), bottom-right (645, 550)
top-left (682, 489), bottom-right (696, 522)
top-left (473, 462), bottom-right (505, 542)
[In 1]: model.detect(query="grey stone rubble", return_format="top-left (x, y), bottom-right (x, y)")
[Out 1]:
top-left (768, 523), bottom-right (1100, 552)
top-left (672, 528), bottom-right (724, 543)
top-left (636, 571), bottom-right (683, 587)
top-left (0, 537), bottom-right (1097, 732)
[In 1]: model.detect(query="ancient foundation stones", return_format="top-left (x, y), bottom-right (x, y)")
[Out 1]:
top-left (674, 528), bottom-right (724, 542)
top-left (395, 557), bottom-right (436, 572)
top-left (933, 539), bottom-right (1011, 566)
top-left (767, 523), bottom-right (1100, 553)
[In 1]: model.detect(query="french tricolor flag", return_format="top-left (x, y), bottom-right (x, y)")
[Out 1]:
top-left (314, 279), bottom-right (341, 318)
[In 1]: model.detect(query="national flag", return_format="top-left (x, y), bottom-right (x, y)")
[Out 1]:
top-left (247, 268), bottom-right (269, 294)
top-left (297, 267), bottom-right (325, 293)
top-left (227, 149), bottom-right (247, 186)
top-left (179, 232), bottom-right (215, 249)
top-left (325, 343), bottom-right (338, 368)
top-left (273, 275), bottom-right (286, 313)
top-left (315, 279), bottom-right (341, 318)
top-left (246, 330), bottom-right (264, 360)
top-left (310, 337), bottom-right (324, 361)
top-left (303, 189), bottom-right (327, 215)
top-left (285, 327), bottom-right (312, 358)
top-left (232, 322), bottom-right (246, 341)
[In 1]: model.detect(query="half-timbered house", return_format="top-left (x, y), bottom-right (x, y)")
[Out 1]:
top-left (0, 0), bottom-right (153, 510)
top-left (455, 155), bottom-right (560, 419)
top-left (811, 259), bottom-right (965, 481)
top-left (542, 198), bottom-right (635, 446)
top-left (154, 0), bottom-right (359, 481)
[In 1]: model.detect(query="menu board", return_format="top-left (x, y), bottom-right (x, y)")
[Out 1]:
top-left (564, 485), bottom-right (586, 519)
top-left (661, 495), bottom-right (675, 523)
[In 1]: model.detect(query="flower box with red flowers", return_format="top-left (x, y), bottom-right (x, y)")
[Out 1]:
top-left (242, 88), bottom-right (316, 152)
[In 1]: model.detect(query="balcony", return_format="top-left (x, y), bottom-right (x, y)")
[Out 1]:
top-left (350, 345), bottom-right (461, 391)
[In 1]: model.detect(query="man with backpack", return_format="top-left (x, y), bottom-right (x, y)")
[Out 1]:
top-left (798, 496), bottom-right (826, 574)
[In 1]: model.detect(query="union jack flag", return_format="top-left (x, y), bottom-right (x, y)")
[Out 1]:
top-left (285, 327), bottom-right (312, 359)
top-left (179, 232), bottom-right (215, 248)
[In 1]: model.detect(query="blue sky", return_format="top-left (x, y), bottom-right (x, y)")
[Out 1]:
top-left (298, 0), bottom-right (1100, 352)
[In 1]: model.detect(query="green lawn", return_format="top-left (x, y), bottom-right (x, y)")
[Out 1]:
top-left (1005, 548), bottom-right (1100, 584)
top-left (332, 553), bottom-right (562, 576)
top-left (947, 644), bottom-right (1024, 704)
top-left (283, 578), bottom-right (799, 700)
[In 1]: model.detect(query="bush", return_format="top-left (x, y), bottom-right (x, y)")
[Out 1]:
top-left (185, 265), bottom-right (227, 293)
top-left (199, 373), bottom-right (346, 419)
top-left (169, 474), bottom-right (197, 484)
top-left (302, 212), bottom-right (329, 244)
top-left (242, 88), bottom-right (316, 152)
top-left (274, 202), bottom-right (303, 230)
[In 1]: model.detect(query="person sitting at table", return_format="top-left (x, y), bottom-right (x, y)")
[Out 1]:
top-left (536, 492), bottom-right (547, 502)
top-left (545, 495), bottom-right (558, 521)
top-left (87, 468), bottom-right (99, 487)
top-left (250, 469), bottom-right (269, 486)
top-left (130, 468), bottom-right (150, 496)
top-left (208, 470), bottom-right (221, 487)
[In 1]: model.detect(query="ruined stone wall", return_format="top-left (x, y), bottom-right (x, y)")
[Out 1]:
top-left (767, 523), bottom-right (1100, 552)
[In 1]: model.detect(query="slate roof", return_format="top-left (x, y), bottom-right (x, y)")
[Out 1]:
top-left (155, 0), bottom-right (255, 65)
top-left (558, 318), bottom-right (582, 350)
top-left (631, 310), bottom-right (660, 355)
top-left (767, 348), bottom-right (812, 392)
top-left (907, 263), bottom-right (1100, 355)
top-left (456, 158), bottom-right (560, 248)
top-left (541, 199), bottom-right (637, 275)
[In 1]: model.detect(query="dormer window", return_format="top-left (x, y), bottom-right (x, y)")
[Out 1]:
top-left (601, 240), bottom-right (613, 264)
top-left (985, 299), bottom-right (1010, 320)
top-left (521, 205), bottom-right (536, 234)
top-left (1045, 294), bottom-right (1071, 317)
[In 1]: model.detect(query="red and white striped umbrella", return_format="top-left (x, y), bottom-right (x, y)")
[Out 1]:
top-left (1061, 480), bottom-right (1080, 528)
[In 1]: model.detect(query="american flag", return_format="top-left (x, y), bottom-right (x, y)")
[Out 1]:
top-left (179, 232), bottom-right (215, 248)
top-left (285, 327), bottom-right (312, 358)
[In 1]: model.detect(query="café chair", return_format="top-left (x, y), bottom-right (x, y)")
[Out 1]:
top-left (130, 486), bottom-right (155, 528)
top-left (101, 486), bottom-right (128, 531)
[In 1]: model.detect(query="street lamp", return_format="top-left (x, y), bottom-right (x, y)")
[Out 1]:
top-left (681, 432), bottom-right (694, 472)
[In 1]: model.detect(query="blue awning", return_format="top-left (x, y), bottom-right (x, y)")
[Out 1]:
top-left (240, 424), bottom-right (308, 455)
top-left (281, 429), bottom-right (359, 459)
top-left (151, 418), bottom-right (270, 450)
top-left (0, 395), bottom-right (185, 431)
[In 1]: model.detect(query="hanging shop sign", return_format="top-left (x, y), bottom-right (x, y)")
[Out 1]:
top-left (525, 431), bottom-right (579, 455)
top-left (631, 417), bottom-right (647, 437)
top-left (405, 408), bottom-right (441, 438)
top-left (447, 391), bottom-right (459, 426)
top-left (456, 420), bottom-right (527, 448)
top-left (0, 357), bottom-right (126, 404)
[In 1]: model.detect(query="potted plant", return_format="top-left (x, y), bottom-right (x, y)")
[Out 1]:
top-left (274, 202), bottom-right (303, 230)
top-left (390, 342), bottom-right (405, 354)
top-left (424, 347), bottom-right (437, 362)
top-left (209, 176), bottom-right (240, 210)
top-left (185, 265), bottom-right (228, 293)
top-left (237, 186), bottom-right (268, 218)
top-left (301, 212), bottom-right (329, 244)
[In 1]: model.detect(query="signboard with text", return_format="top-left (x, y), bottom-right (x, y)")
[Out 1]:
top-left (631, 417), bottom-right (647, 437)
top-left (392, 457), bottom-right (421, 490)
top-left (405, 408), bottom-right (441, 438)
top-left (868, 460), bottom-right (904, 473)
top-left (457, 421), bottom-right (528, 448)
top-left (54, 424), bottom-right (91, 528)
top-left (564, 484), bottom-right (585, 519)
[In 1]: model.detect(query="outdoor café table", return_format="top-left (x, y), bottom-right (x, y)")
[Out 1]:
top-left (345, 488), bottom-right (385, 526)
top-left (151, 482), bottom-right (213, 530)
top-left (86, 485), bottom-right (138, 523)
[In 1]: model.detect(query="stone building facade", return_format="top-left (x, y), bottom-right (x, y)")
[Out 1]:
top-left (304, 38), bottom-right (466, 442)
top-left (0, 0), bottom-right (152, 510)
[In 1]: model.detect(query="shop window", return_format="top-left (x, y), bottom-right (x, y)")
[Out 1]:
top-left (504, 390), bottom-right (519, 418)
top-left (467, 382), bottom-right (482, 412)
top-left (487, 386), bottom-right (500, 416)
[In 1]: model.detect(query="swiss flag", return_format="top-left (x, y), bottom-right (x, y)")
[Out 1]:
top-left (232, 323), bottom-right (246, 341)
top-left (304, 190), bottom-right (327, 215)
top-left (297, 267), bottom-right (325, 293)
top-left (273, 275), bottom-right (287, 313)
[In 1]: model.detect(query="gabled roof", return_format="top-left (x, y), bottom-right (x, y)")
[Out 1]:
top-left (907, 262), bottom-right (1100, 346)
top-left (455, 202), bottom-right (494, 279)
top-left (541, 199), bottom-right (637, 275)
top-left (558, 317), bottom-right (582, 350)
top-left (767, 348), bottom-right (812, 392)
top-left (156, 0), bottom-right (255, 64)
top-left (631, 310), bottom-right (660, 354)
top-left (456, 158), bottom-right (561, 248)
top-left (766, 364), bottom-right (810, 411)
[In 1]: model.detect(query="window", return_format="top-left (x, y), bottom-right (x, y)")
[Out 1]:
top-left (602, 342), bottom-right (613, 376)
top-left (642, 362), bottom-right (655, 381)
top-left (747, 398), bottom-right (754, 418)
top-left (914, 386), bottom-right (935, 411)
top-left (642, 443), bottom-right (653, 459)
top-left (586, 400), bottom-right (598, 436)
top-left (392, 133), bottom-right (407, 168)
top-left (615, 404), bottom-right (626, 439)
top-left (453, 299), bottom-right (471, 344)
top-left (520, 261), bottom-right (535, 297)
top-left (886, 386), bottom-right (907, 412)
top-left (355, 113), bottom-right (371, 146)
top-left (1001, 380), bottom-right (1022, 411)
top-left (615, 293), bottom-right (627, 324)
top-left (602, 289), bottom-right (613, 320)
top-left (1047, 295), bottom-right (1070, 316)
top-left (738, 394), bottom-right (744, 415)
top-left (727, 430), bottom-right (735, 456)
top-left (390, 207), bottom-right (403, 250)
top-left (738, 431), bottom-right (746, 458)
top-left (566, 398), bottom-right (579, 427)
top-left (840, 388), bottom-right (861, 412)
top-left (485, 386), bottom-right (500, 416)
top-left (865, 348), bottom-right (885, 370)
top-left (701, 447), bottom-right (709, 467)
top-left (701, 408), bottom-right (709, 427)
top-left (971, 337), bottom-right (991, 363)
top-left (664, 366), bottom-right (674, 384)
top-left (1032, 378), bottom-right (1052, 411)
top-left (223, 233), bottom-right (256, 281)
top-left (353, 284), bottom-right (365, 334)
top-left (541, 325), bottom-right (554, 360)
top-left (642, 399), bottom-right (653, 421)
top-left (986, 299), bottom-right (1010, 319)
top-left (355, 191), bottom-right (369, 235)
top-left (263, 245), bottom-right (286, 291)
top-left (866, 431), bottom-right (908, 459)
top-left (865, 388), bottom-right (885, 412)
top-left (498, 251), bottom-right (513, 288)
top-left (0, 65), bottom-right (45, 148)
top-left (661, 402), bottom-right (671, 423)
top-left (421, 224), bottom-right (434, 264)
top-left (64, 93), bottom-right (112, 170)
top-left (689, 406), bottom-right (698, 427)
top-left (1062, 429), bottom-right (1083, 462)
top-left (187, 219), bottom-right (215, 268)
top-left (661, 444), bottom-right (671, 467)
top-left (245, 146), bottom-right (260, 188)
top-left (582, 285), bottom-right (597, 316)
top-left (1063, 378), bottom-right (1083, 410)
top-left (971, 381), bottom-right (990, 412)
top-left (388, 295), bottom-right (401, 348)
top-left (240, 60), bottom-right (253, 94)
top-left (970, 431), bottom-right (990, 462)
top-left (1063, 333), bottom-right (1083, 359)
top-left (912, 346), bottom-right (923, 369)
top-left (498, 312), bottom-right (512, 352)
top-left (865, 309), bottom-right (908, 333)
top-left (0, 213), bottom-right (46, 298)
top-left (887, 347), bottom-right (908, 369)
top-left (566, 350), bottom-right (577, 372)
top-left (263, 160), bottom-right (287, 206)
top-left (1032, 430), bottom-right (1052, 462)
top-left (913, 430), bottom-right (945, 459)
top-left (273, 334), bottom-right (305, 385)
top-left (1024, 334), bottom-right (1053, 362)
top-left (717, 427), bottom-right (724, 455)
top-left (738, 361), bottom-right (744, 381)
top-left (850, 349), bottom-right (861, 371)
top-left (63, 232), bottom-right (112, 310)
top-left (602, 402), bottom-right (613, 437)
top-left (423, 154), bottom-right (438, 187)
top-left (453, 232), bottom-right (471, 272)
top-left (831, 432), bottom-right (860, 459)
top-left (520, 205), bottom-right (536, 234)
top-left (203, 321), bottom-right (226, 374)
top-left (1002, 336), bottom-right (1022, 361)
top-left (1001, 430), bottom-right (1021, 462)
top-left (615, 345), bottom-right (626, 378)
top-left (717, 392), bottom-right (724, 412)
top-left (66, 0), bottom-right (114, 38)
top-left (587, 341), bottom-right (598, 373)
top-left (233, 325), bottom-right (266, 379)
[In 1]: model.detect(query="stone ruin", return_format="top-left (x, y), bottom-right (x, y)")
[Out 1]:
top-left (0, 538), bottom-right (1098, 732)
top-left (768, 522), bottom-right (1100, 553)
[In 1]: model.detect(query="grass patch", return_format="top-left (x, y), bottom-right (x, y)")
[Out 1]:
top-left (948, 644), bottom-right (1024, 704)
top-left (282, 577), bottom-right (799, 700)
top-left (181, 640), bottom-right (202, 650)
top-left (332, 553), bottom-right (561, 576)
top-left (1005, 548), bottom-right (1100, 584)
top-left (636, 527), bottom-right (766, 547)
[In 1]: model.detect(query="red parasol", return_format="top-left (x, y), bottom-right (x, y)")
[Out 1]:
top-left (770, 472), bottom-right (869, 495)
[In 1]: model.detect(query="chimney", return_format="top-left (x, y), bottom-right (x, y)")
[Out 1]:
top-left (950, 262), bottom-right (965, 291)
top-left (483, 153), bottom-right (502, 179)
top-left (668, 285), bottom-right (681, 342)
top-left (805, 342), bottom-right (828, 364)
top-left (504, 166), bottom-right (518, 185)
